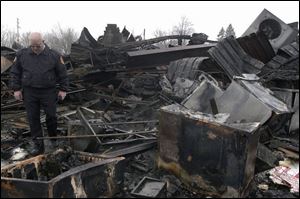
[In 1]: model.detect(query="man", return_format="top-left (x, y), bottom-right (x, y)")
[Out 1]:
top-left (10, 32), bottom-right (69, 154)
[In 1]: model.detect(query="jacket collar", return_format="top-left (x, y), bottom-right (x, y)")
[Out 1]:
top-left (28, 44), bottom-right (50, 55)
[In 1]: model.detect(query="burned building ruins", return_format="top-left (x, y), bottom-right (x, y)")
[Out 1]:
top-left (1, 9), bottom-right (299, 198)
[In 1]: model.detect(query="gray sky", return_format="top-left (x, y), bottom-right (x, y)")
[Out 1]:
top-left (1, 1), bottom-right (299, 40)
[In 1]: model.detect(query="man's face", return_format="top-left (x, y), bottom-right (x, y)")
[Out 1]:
top-left (29, 39), bottom-right (44, 54)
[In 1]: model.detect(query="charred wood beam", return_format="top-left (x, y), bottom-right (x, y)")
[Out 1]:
top-left (257, 143), bottom-right (278, 168)
top-left (80, 106), bottom-right (96, 114)
top-left (268, 140), bottom-right (299, 153)
top-left (66, 88), bottom-right (87, 94)
top-left (68, 119), bottom-right (158, 126)
top-left (269, 87), bottom-right (299, 93)
top-left (104, 140), bottom-right (157, 157)
top-left (94, 93), bottom-right (152, 104)
top-left (1, 101), bottom-right (24, 110)
top-left (126, 43), bottom-right (216, 68)
top-left (57, 110), bottom-right (77, 120)
top-left (37, 129), bottom-right (158, 140)
top-left (104, 80), bottom-right (125, 112)
top-left (115, 34), bottom-right (218, 51)
top-left (82, 99), bottom-right (101, 108)
top-left (100, 138), bottom-right (157, 146)
top-left (114, 35), bottom-right (192, 50)
top-left (77, 107), bottom-right (102, 144)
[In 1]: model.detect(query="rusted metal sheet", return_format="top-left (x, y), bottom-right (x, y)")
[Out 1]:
top-left (1, 152), bottom-right (125, 198)
top-left (126, 43), bottom-right (216, 68)
top-left (104, 140), bottom-right (157, 158)
top-left (158, 104), bottom-right (261, 197)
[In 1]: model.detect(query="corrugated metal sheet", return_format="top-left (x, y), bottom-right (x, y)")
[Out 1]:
top-left (166, 57), bottom-right (209, 83)
top-left (208, 36), bottom-right (264, 79)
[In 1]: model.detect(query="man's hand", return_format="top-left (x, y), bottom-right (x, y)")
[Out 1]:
top-left (58, 91), bottom-right (67, 101)
top-left (14, 90), bottom-right (23, 101)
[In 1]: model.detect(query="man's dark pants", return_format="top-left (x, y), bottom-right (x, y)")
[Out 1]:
top-left (23, 87), bottom-right (57, 143)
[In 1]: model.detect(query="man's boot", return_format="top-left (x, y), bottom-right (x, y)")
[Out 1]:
top-left (31, 139), bottom-right (44, 156)
top-left (43, 138), bottom-right (58, 153)
top-left (50, 139), bottom-right (58, 148)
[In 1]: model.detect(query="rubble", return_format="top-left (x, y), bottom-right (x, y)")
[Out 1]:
top-left (1, 46), bottom-right (15, 74)
top-left (131, 176), bottom-right (167, 198)
top-left (1, 8), bottom-right (299, 198)
top-left (268, 159), bottom-right (299, 193)
top-left (1, 147), bottom-right (125, 198)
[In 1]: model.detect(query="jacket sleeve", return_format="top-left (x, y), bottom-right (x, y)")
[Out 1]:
top-left (9, 51), bottom-right (23, 91)
top-left (54, 55), bottom-right (69, 92)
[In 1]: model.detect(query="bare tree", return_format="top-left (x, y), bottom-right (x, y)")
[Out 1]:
top-left (44, 32), bottom-right (62, 53)
top-left (1, 25), bottom-right (17, 47)
top-left (153, 29), bottom-right (168, 38)
top-left (19, 32), bottom-right (31, 47)
top-left (44, 24), bottom-right (78, 55)
top-left (153, 16), bottom-right (195, 48)
top-left (172, 16), bottom-right (194, 45)
top-left (153, 29), bottom-right (169, 48)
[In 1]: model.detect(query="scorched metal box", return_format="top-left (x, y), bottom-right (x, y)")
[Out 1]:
top-left (158, 104), bottom-right (261, 197)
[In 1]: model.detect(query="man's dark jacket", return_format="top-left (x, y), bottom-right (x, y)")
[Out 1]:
top-left (10, 45), bottom-right (68, 91)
